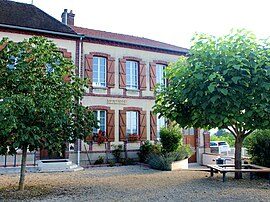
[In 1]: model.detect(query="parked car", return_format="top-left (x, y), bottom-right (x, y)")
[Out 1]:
top-left (210, 141), bottom-right (231, 153)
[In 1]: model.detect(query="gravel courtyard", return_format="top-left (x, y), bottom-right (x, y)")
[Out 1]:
top-left (0, 165), bottom-right (269, 202)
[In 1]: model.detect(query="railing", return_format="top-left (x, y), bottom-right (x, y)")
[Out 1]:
top-left (210, 147), bottom-right (249, 157)
top-left (0, 151), bottom-right (37, 167)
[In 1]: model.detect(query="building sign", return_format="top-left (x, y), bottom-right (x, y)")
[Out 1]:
top-left (107, 99), bottom-right (127, 105)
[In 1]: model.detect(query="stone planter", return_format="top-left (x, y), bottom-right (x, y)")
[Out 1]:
top-left (171, 158), bottom-right (189, 171)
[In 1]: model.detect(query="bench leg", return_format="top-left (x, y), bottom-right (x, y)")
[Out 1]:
top-left (268, 173), bottom-right (270, 185)
top-left (223, 172), bottom-right (226, 182)
top-left (210, 168), bottom-right (214, 177)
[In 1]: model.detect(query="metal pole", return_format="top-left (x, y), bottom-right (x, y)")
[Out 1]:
top-left (77, 139), bottom-right (80, 166)
top-left (14, 154), bottom-right (16, 167)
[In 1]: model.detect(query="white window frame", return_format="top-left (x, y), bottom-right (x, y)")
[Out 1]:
top-left (93, 56), bottom-right (106, 87)
top-left (93, 110), bottom-right (106, 133)
top-left (126, 111), bottom-right (139, 138)
top-left (157, 115), bottom-right (166, 139)
top-left (126, 61), bottom-right (138, 89)
top-left (156, 64), bottom-right (166, 88)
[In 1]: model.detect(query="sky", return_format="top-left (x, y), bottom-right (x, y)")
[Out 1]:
top-left (11, 0), bottom-right (270, 49)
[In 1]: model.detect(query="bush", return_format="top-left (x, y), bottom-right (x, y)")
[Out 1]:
top-left (247, 130), bottom-right (270, 167)
top-left (94, 156), bottom-right (104, 165)
top-left (137, 140), bottom-right (162, 163)
top-left (147, 145), bottom-right (192, 171)
top-left (148, 153), bottom-right (176, 171)
top-left (160, 125), bottom-right (183, 153)
top-left (112, 144), bottom-right (123, 163)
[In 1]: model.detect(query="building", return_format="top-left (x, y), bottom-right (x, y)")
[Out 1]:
top-left (0, 0), bottom-right (209, 166)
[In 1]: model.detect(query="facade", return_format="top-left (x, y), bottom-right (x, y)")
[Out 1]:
top-left (0, 1), bottom-right (209, 166)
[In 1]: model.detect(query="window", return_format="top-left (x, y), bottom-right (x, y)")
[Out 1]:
top-left (126, 61), bottom-right (138, 89)
top-left (93, 57), bottom-right (106, 87)
top-left (93, 110), bottom-right (106, 133)
top-left (126, 111), bottom-right (138, 136)
top-left (156, 64), bottom-right (166, 88)
top-left (157, 116), bottom-right (166, 139)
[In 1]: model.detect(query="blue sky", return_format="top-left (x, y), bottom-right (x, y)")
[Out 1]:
top-left (13, 0), bottom-right (270, 49)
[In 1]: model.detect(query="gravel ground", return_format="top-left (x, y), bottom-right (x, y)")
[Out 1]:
top-left (0, 165), bottom-right (269, 202)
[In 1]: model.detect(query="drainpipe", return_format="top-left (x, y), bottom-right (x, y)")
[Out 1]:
top-left (77, 35), bottom-right (83, 166)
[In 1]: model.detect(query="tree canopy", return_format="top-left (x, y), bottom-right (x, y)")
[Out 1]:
top-left (154, 29), bottom-right (270, 177)
top-left (0, 36), bottom-right (98, 190)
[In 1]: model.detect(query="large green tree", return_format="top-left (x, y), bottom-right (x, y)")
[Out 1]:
top-left (154, 29), bottom-right (270, 178)
top-left (0, 36), bottom-right (98, 190)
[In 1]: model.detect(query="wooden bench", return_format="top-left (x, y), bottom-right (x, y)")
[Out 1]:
top-left (206, 164), bottom-right (270, 184)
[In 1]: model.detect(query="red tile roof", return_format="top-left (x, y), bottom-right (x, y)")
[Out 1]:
top-left (71, 25), bottom-right (189, 54)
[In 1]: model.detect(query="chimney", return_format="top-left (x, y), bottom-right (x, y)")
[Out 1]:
top-left (61, 9), bottom-right (68, 25)
top-left (61, 9), bottom-right (75, 26)
top-left (67, 10), bottom-right (75, 26)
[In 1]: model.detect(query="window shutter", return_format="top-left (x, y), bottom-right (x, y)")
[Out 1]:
top-left (150, 62), bottom-right (156, 91)
top-left (119, 110), bottom-right (126, 141)
top-left (119, 59), bottom-right (126, 89)
top-left (139, 110), bottom-right (147, 140)
top-left (107, 57), bottom-right (115, 88)
top-left (150, 112), bottom-right (157, 140)
top-left (139, 62), bottom-right (146, 90)
top-left (107, 110), bottom-right (115, 142)
top-left (85, 54), bottom-right (93, 85)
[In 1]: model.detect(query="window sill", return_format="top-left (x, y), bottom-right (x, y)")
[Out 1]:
top-left (126, 88), bottom-right (140, 92)
top-left (92, 86), bottom-right (108, 90)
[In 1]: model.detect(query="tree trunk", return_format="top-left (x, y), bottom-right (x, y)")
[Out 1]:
top-left (234, 135), bottom-right (244, 179)
top-left (19, 145), bottom-right (27, 191)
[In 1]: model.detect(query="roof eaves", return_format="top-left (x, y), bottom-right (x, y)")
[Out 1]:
top-left (81, 33), bottom-right (189, 54)
top-left (0, 23), bottom-right (80, 38)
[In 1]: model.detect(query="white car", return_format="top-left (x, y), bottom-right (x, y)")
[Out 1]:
top-left (210, 141), bottom-right (231, 153)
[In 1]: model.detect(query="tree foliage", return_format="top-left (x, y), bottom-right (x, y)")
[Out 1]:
top-left (0, 36), bottom-right (98, 190)
top-left (154, 29), bottom-right (270, 177)
top-left (246, 130), bottom-right (270, 167)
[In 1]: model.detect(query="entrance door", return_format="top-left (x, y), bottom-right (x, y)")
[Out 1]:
top-left (183, 128), bottom-right (197, 162)
top-left (39, 148), bottom-right (66, 160)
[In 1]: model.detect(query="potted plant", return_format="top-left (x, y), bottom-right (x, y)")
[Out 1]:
top-left (93, 130), bottom-right (107, 145)
top-left (128, 133), bottom-right (139, 142)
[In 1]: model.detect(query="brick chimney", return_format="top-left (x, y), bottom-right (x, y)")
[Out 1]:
top-left (61, 9), bottom-right (75, 26)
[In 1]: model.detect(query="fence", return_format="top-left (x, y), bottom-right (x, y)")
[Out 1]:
top-left (0, 151), bottom-right (37, 167)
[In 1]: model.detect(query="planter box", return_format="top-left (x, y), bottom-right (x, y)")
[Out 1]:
top-left (171, 158), bottom-right (189, 171)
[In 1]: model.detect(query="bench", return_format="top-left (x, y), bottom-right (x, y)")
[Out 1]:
top-left (206, 164), bottom-right (270, 184)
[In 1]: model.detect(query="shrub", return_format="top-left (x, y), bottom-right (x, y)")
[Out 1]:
top-left (94, 156), bottom-right (104, 165)
top-left (246, 130), bottom-right (270, 167)
top-left (112, 144), bottom-right (123, 163)
top-left (147, 145), bottom-right (192, 171)
top-left (148, 153), bottom-right (175, 171)
top-left (160, 125), bottom-right (183, 153)
top-left (137, 140), bottom-right (162, 163)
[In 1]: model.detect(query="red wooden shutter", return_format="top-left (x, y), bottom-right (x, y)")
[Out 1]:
top-left (139, 62), bottom-right (146, 90)
top-left (85, 54), bottom-right (93, 85)
top-left (150, 62), bottom-right (156, 90)
top-left (107, 57), bottom-right (115, 88)
top-left (107, 110), bottom-right (115, 142)
top-left (119, 59), bottom-right (126, 89)
top-left (139, 110), bottom-right (147, 140)
top-left (150, 111), bottom-right (157, 140)
top-left (119, 110), bottom-right (126, 141)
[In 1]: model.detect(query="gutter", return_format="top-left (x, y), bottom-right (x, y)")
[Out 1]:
top-left (79, 33), bottom-right (189, 55)
top-left (0, 23), bottom-right (80, 38)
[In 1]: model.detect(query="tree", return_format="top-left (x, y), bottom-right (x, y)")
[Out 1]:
top-left (0, 36), bottom-right (98, 190)
top-left (154, 29), bottom-right (270, 179)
